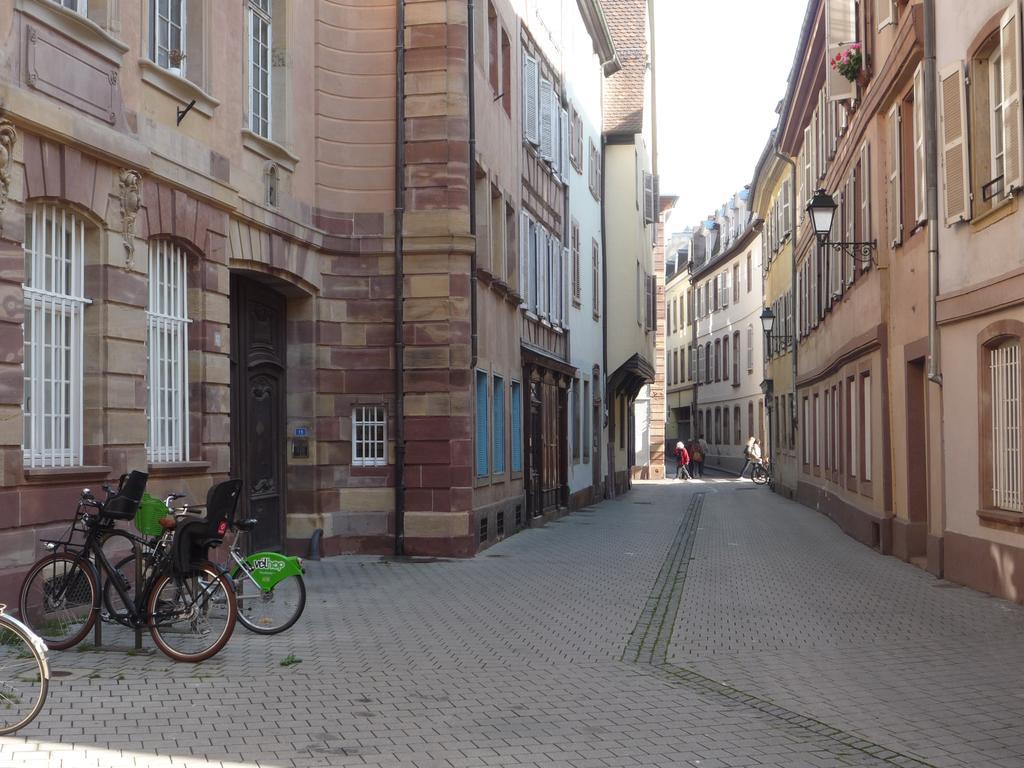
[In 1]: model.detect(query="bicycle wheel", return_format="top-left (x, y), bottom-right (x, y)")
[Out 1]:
top-left (0, 615), bottom-right (48, 735)
top-left (234, 570), bottom-right (306, 635)
top-left (147, 563), bottom-right (236, 662)
top-left (751, 464), bottom-right (769, 485)
top-left (19, 554), bottom-right (97, 650)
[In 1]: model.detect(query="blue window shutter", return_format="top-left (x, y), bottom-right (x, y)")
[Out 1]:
top-left (492, 377), bottom-right (505, 474)
top-left (476, 371), bottom-right (488, 477)
top-left (511, 382), bottom-right (522, 472)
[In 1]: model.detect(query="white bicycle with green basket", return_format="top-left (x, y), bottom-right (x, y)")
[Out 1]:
top-left (108, 492), bottom-right (306, 635)
top-left (0, 604), bottom-right (49, 735)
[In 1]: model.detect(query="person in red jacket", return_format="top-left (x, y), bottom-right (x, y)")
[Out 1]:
top-left (674, 441), bottom-right (691, 480)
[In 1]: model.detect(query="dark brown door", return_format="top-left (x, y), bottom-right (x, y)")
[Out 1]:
top-left (527, 379), bottom-right (543, 518)
top-left (592, 368), bottom-right (602, 498)
top-left (230, 275), bottom-right (286, 551)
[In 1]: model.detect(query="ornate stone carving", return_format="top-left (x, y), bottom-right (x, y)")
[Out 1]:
top-left (117, 169), bottom-right (142, 270)
top-left (0, 120), bottom-right (17, 233)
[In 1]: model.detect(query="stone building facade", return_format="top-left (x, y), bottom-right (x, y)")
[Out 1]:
top-left (0, 0), bottom-right (660, 595)
top-left (688, 190), bottom-right (766, 476)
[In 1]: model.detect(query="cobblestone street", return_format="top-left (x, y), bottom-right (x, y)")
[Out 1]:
top-left (3, 480), bottom-right (1024, 768)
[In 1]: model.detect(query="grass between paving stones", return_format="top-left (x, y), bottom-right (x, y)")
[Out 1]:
top-left (280, 654), bottom-right (302, 667)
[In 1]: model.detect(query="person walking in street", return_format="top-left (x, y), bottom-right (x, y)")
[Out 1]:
top-left (673, 440), bottom-right (691, 480)
top-left (691, 434), bottom-right (707, 478)
top-left (740, 437), bottom-right (763, 479)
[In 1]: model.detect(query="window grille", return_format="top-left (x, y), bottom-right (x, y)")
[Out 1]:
top-left (353, 406), bottom-right (387, 467)
top-left (147, 240), bottom-right (191, 463)
top-left (991, 342), bottom-right (1021, 511)
top-left (151, 0), bottom-right (185, 72)
top-left (249, 0), bottom-right (272, 138)
top-left (23, 204), bottom-right (89, 468)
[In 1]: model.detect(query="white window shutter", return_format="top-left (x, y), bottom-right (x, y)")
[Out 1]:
top-left (887, 103), bottom-right (902, 247)
top-left (562, 245), bottom-right (570, 323)
top-left (523, 55), bottom-right (539, 145)
top-left (1002, 3), bottom-right (1024, 193)
top-left (643, 172), bottom-right (654, 223)
top-left (803, 126), bottom-right (813, 204)
top-left (939, 63), bottom-right (971, 225)
top-left (541, 230), bottom-right (550, 318)
top-left (859, 142), bottom-right (872, 250)
top-left (539, 79), bottom-right (554, 160)
top-left (912, 64), bottom-right (927, 224)
top-left (876, 0), bottom-right (896, 30)
top-left (560, 108), bottom-right (569, 182)
top-left (520, 211), bottom-right (530, 305)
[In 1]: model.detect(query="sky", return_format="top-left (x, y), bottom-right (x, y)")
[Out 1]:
top-left (653, 0), bottom-right (810, 236)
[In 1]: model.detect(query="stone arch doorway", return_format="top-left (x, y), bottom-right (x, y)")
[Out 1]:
top-left (230, 272), bottom-right (288, 551)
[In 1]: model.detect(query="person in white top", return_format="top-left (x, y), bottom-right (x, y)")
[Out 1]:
top-left (740, 436), bottom-right (762, 479)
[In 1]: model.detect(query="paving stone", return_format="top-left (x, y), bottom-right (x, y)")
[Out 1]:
top-left (1, 481), bottom-right (1021, 766)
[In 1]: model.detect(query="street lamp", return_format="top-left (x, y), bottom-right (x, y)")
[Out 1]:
top-left (760, 378), bottom-right (773, 397)
top-left (760, 306), bottom-right (787, 349)
top-left (806, 188), bottom-right (878, 267)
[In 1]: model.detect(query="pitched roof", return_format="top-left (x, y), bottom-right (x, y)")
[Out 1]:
top-left (601, 0), bottom-right (648, 136)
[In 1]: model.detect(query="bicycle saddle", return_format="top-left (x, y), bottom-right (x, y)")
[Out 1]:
top-left (234, 518), bottom-right (258, 532)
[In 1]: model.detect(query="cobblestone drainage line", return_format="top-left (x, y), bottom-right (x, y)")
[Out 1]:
top-left (625, 492), bottom-right (936, 768)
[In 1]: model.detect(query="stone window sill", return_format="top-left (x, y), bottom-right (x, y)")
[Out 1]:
top-left (17, 0), bottom-right (128, 65)
top-left (977, 507), bottom-right (1024, 531)
top-left (24, 465), bottom-right (113, 482)
top-left (138, 58), bottom-right (218, 118)
top-left (241, 129), bottom-right (299, 172)
top-left (148, 461), bottom-right (211, 477)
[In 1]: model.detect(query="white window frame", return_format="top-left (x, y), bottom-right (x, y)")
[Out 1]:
top-left (353, 405), bottom-right (387, 468)
top-left (23, 204), bottom-right (90, 469)
top-left (993, 50), bottom-right (1006, 187)
top-left (147, 240), bottom-right (192, 464)
top-left (59, 0), bottom-right (88, 14)
top-left (151, 0), bottom-right (186, 73)
top-left (249, 0), bottom-right (272, 139)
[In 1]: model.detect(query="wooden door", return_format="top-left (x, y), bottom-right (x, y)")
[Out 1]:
top-left (230, 275), bottom-right (286, 551)
top-left (592, 369), bottom-right (602, 498)
top-left (527, 380), bottom-right (543, 518)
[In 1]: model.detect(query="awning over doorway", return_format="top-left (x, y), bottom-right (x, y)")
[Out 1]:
top-left (608, 353), bottom-right (655, 400)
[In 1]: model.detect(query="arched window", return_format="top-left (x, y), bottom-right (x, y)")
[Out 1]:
top-left (147, 240), bottom-right (191, 463)
top-left (23, 204), bottom-right (89, 467)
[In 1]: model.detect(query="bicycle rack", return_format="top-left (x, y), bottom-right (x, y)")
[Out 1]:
top-left (93, 532), bottom-right (144, 651)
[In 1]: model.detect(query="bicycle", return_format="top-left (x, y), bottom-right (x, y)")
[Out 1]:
top-left (107, 502), bottom-right (305, 635)
top-left (223, 515), bottom-right (305, 635)
top-left (18, 472), bottom-right (238, 663)
top-left (751, 458), bottom-right (774, 488)
top-left (0, 604), bottom-right (49, 735)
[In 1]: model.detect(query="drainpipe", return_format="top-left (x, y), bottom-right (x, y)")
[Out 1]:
top-left (468, 0), bottom-right (479, 369)
top-left (774, 148), bottom-right (799, 440)
top-left (601, 138), bottom-right (610, 497)
top-left (393, 0), bottom-right (407, 556)
top-left (923, 0), bottom-right (942, 386)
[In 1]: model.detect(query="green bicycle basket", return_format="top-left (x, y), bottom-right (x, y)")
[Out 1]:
top-left (135, 493), bottom-right (171, 537)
